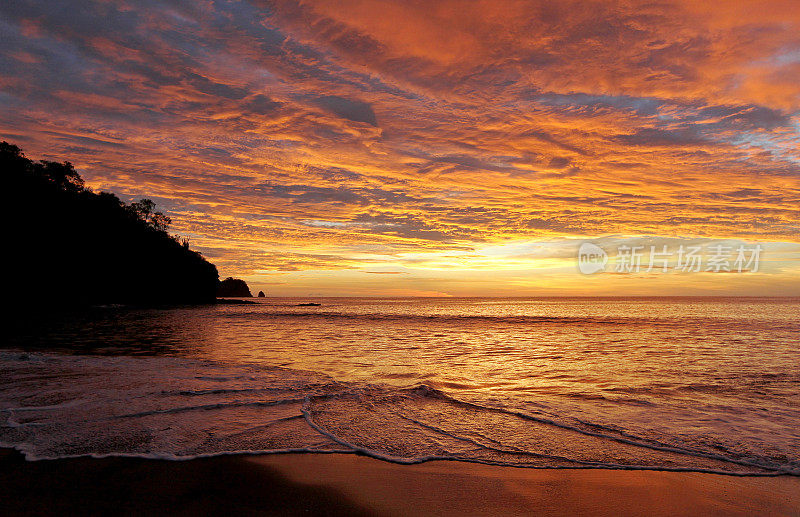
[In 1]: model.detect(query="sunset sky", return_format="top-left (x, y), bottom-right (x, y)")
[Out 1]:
top-left (1, 0), bottom-right (799, 296)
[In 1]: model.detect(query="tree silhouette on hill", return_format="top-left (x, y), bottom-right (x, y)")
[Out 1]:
top-left (2, 141), bottom-right (219, 308)
top-left (217, 277), bottom-right (252, 297)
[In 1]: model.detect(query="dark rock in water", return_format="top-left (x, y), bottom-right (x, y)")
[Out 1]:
top-left (257, 291), bottom-right (265, 298)
top-left (215, 299), bottom-right (258, 305)
top-left (296, 302), bottom-right (321, 307)
top-left (216, 277), bottom-right (252, 297)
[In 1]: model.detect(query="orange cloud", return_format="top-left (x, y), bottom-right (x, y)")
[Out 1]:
top-left (0, 0), bottom-right (798, 294)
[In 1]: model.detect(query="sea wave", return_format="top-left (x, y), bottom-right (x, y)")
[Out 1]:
top-left (1, 352), bottom-right (797, 476)
top-left (208, 310), bottom-right (800, 338)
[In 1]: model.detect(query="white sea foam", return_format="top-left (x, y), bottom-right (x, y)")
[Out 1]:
top-left (1, 351), bottom-right (797, 475)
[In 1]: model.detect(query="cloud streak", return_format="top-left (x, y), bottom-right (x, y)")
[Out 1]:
top-left (1, 0), bottom-right (798, 294)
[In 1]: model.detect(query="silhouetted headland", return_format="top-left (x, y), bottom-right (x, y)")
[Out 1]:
top-left (217, 277), bottom-right (252, 297)
top-left (3, 142), bottom-right (219, 311)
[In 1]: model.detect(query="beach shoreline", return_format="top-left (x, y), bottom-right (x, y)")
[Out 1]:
top-left (2, 448), bottom-right (798, 516)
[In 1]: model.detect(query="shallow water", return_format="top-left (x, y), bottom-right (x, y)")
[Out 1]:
top-left (1, 297), bottom-right (798, 474)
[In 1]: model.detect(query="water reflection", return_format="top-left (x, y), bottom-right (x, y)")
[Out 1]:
top-left (5, 297), bottom-right (799, 471)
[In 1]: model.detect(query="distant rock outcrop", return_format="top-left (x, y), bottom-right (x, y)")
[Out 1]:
top-left (216, 277), bottom-right (252, 297)
top-left (257, 291), bottom-right (265, 298)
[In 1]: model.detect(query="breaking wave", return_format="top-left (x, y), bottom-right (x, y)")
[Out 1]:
top-left (1, 352), bottom-right (797, 476)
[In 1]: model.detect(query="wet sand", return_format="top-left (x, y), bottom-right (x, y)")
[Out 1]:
top-left (1, 448), bottom-right (798, 516)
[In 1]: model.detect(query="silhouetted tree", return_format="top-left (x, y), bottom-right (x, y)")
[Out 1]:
top-left (217, 277), bottom-right (252, 297)
top-left (129, 198), bottom-right (155, 220)
top-left (2, 141), bottom-right (219, 312)
top-left (128, 198), bottom-right (172, 231)
top-left (150, 212), bottom-right (171, 232)
top-left (39, 160), bottom-right (84, 192)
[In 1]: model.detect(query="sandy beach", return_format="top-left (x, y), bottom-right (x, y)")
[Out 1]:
top-left (2, 449), bottom-right (798, 516)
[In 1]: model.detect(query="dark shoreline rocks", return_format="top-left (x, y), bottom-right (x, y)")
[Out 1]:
top-left (215, 299), bottom-right (258, 305)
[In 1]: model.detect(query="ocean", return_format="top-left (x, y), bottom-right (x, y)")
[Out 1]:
top-left (1, 297), bottom-right (798, 475)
